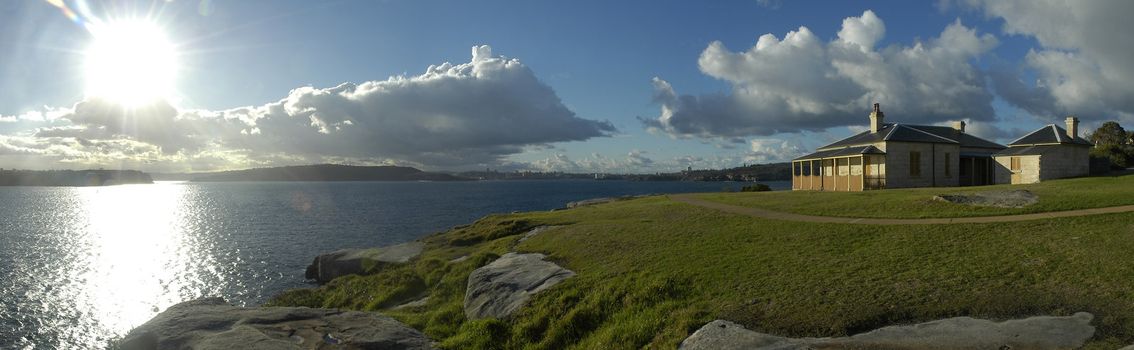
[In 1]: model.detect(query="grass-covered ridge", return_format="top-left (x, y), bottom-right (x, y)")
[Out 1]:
top-left (269, 183), bottom-right (1134, 349)
top-left (698, 173), bottom-right (1134, 219)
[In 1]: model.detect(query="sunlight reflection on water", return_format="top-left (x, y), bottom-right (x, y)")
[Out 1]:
top-left (77, 184), bottom-right (206, 340)
top-left (1, 183), bottom-right (250, 349)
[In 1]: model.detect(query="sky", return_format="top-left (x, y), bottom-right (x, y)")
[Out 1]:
top-left (1, 0), bottom-right (1132, 173)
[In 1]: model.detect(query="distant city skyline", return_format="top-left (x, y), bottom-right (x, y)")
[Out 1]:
top-left (1, 0), bottom-right (1130, 173)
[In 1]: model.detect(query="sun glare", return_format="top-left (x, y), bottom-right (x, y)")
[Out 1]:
top-left (84, 20), bottom-right (178, 107)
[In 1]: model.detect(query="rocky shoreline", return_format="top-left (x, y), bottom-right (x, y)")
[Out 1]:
top-left (120, 199), bottom-right (1115, 349)
top-left (122, 234), bottom-right (1105, 349)
top-left (118, 298), bottom-right (433, 350)
top-left (121, 226), bottom-right (579, 349)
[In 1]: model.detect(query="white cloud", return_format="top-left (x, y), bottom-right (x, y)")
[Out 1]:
top-left (626, 149), bottom-right (654, 167)
top-left (969, 0), bottom-right (1134, 121)
top-left (643, 10), bottom-right (998, 139)
top-left (524, 138), bottom-right (801, 174)
top-left (530, 153), bottom-right (581, 172)
top-left (838, 9), bottom-right (885, 51)
top-left (0, 45), bottom-right (614, 171)
top-left (747, 138), bottom-right (804, 163)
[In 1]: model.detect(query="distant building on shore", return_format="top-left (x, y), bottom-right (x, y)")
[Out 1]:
top-left (791, 104), bottom-right (1090, 191)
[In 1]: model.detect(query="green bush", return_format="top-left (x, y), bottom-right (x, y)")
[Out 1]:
top-left (740, 183), bottom-right (772, 192)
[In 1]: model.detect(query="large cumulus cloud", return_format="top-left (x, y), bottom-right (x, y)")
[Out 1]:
top-left (966, 0), bottom-right (1134, 121)
top-left (226, 46), bottom-right (614, 165)
top-left (5, 45), bottom-right (614, 170)
top-left (643, 10), bottom-right (998, 139)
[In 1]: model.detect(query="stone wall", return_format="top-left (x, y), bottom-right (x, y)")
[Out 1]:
top-left (1039, 146), bottom-right (1090, 180)
top-left (882, 142), bottom-right (960, 188)
top-left (993, 155), bottom-right (1041, 184)
top-left (993, 145), bottom-right (1088, 184)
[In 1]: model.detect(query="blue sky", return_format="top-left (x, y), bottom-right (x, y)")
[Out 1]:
top-left (1, 0), bottom-right (1130, 173)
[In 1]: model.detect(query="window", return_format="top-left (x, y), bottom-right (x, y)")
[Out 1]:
top-left (824, 160), bottom-right (833, 177)
top-left (838, 158), bottom-right (849, 176)
top-left (1010, 157), bottom-right (1021, 172)
top-left (801, 161), bottom-right (811, 176)
top-left (850, 157), bottom-right (863, 176)
top-left (793, 162), bottom-right (801, 176)
top-left (909, 151), bottom-right (921, 177)
top-left (944, 153), bottom-right (951, 177)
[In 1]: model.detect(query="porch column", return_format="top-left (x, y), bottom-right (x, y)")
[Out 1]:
top-left (808, 160), bottom-right (814, 190)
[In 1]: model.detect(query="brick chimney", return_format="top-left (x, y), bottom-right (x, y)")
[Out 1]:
top-left (869, 103), bottom-right (884, 133)
top-left (1065, 116), bottom-right (1079, 139)
top-left (951, 121), bottom-right (966, 133)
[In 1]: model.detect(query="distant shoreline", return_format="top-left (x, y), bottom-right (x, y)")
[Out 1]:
top-left (0, 169), bottom-right (153, 187)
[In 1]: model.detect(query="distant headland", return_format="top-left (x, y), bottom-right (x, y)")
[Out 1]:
top-left (187, 164), bottom-right (468, 182)
top-left (0, 169), bottom-right (153, 186)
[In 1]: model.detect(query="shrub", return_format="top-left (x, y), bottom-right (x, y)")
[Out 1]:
top-left (741, 183), bottom-right (772, 192)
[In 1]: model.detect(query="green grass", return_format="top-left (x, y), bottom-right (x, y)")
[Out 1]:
top-left (269, 188), bottom-right (1134, 349)
top-left (698, 172), bottom-right (1134, 218)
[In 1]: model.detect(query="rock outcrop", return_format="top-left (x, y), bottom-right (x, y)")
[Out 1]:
top-left (566, 197), bottom-right (617, 208)
top-left (119, 297), bottom-right (432, 350)
top-left (305, 241), bottom-right (424, 284)
top-left (565, 195), bottom-right (648, 209)
top-left (464, 253), bottom-right (575, 320)
top-left (680, 313), bottom-right (1094, 350)
top-left (932, 189), bottom-right (1039, 208)
top-left (516, 226), bottom-right (556, 244)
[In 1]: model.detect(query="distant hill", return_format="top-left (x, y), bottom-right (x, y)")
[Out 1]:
top-left (0, 169), bottom-right (153, 186)
top-left (189, 164), bottom-right (469, 182)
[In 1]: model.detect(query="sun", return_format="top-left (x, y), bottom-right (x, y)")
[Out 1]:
top-left (84, 19), bottom-right (178, 107)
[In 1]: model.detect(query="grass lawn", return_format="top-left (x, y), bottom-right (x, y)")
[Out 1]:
top-left (269, 188), bottom-right (1134, 349)
top-left (696, 172), bottom-right (1134, 219)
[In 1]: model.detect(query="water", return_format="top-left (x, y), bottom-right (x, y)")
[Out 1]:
top-left (0, 179), bottom-right (788, 348)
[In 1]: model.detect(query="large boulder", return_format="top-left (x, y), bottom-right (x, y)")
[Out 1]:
top-left (119, 297), bottom-right (432, 350)
top-left (305, 241), bottom-right (424, 284)
top-left (464, 253), bottom-right (575, 320)
top-left (680, 313), bottom-right (1094, 350)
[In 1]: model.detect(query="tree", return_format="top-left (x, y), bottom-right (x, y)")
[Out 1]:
top-left (1090, 121), bottom-right (1127, 146)
top-left (1088, 121), bottom-right (1134, 169)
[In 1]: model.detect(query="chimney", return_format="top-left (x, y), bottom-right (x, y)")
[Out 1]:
top-left (951, 121), bottom-right (966, 133)
top-left (869, 103), bottom-right (884, 133)
top-left (1065, 116), bottom-right (1079, 139)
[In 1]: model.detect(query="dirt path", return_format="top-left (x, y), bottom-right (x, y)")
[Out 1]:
top-left (669, 194), bottom-right (1134, 225)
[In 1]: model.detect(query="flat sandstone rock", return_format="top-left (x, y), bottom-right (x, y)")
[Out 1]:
top-left (464, 252), bottom-right (575, 320)
top-left (680, 313), bottom-right (1094, 350)
top-left (305, 241), bottom-right (424, 283)
top-left (119, 297), bottom-right (432, 350)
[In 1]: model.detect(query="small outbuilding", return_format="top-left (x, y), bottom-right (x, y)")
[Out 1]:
top-left (992, 117), bottom-right (1091, 184)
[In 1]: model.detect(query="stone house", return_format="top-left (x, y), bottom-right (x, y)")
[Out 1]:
top-left (791, 104), bottom-right (1005, 191)
top-left (992, 118), bottom-right (1091, 184)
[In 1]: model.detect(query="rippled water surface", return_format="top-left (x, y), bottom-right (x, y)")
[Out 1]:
top-left (0, 180), bottom-right (787, 348)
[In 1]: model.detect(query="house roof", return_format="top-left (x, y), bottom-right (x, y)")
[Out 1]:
top-left (794, 145), bottom-right (885, 161)
top-left (1007, 124), bottom-right (1093, 147)
top-left (817, 123), bottom-right (1005, 151)
top-left (993, 144), bottom-right (1075, 157)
